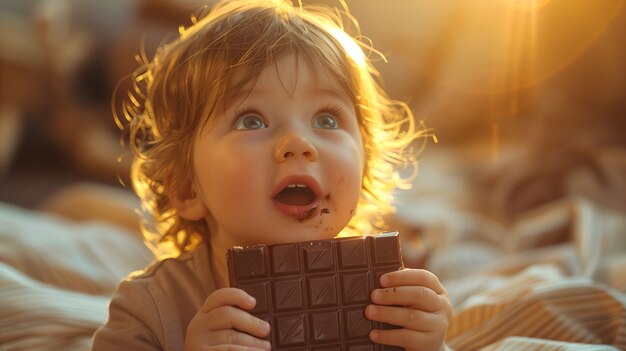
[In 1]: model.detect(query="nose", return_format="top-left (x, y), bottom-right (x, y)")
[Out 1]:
top-left (274, 133), bottom-right (319, 162)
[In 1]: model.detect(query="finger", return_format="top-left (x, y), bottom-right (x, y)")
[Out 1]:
top-left (208, 330), bottom-right (271, 350)
top-left (204, 305), bottom-right (270, 338)
top-left (371, 286), bottom-right (443, 312)
top-left (380, 269), bottom-right (446, 295)
top-left (369, 327), bottom-right (443, 351)
top-left (365, 304), bottom-right (445, 332)
top-left (201, 288), bottom-right (257, 313)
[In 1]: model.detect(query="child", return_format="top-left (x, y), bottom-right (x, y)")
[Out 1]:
top-left (92, 0), bottom-right (452, 350)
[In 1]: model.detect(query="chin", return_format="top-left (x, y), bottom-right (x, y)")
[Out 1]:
top-left (298, 228), bottom-right (338, 242)
top-left (267, 228), bottom-right (332, 245)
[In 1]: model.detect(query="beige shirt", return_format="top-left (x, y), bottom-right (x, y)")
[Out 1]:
top-left (91, 243), bottom-right (216, 351)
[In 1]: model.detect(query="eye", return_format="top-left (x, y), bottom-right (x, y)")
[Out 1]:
top-left (311, 114), bottom-right (338, 130)
top-left (234, 114), bottom-right (267, 130)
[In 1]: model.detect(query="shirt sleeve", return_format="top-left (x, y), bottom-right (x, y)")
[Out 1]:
top-left (92, 278), bottom-right (165, 351)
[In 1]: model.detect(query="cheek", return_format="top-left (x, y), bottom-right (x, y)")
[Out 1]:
top-left (197, 151), bottom-right (267, 212)
top-left (324, 144), bottom-right (364, 212)
top-left (341, 168), bottom-right (364, 213)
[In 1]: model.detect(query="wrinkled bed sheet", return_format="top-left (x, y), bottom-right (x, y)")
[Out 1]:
top-left (395, 195), bottom-right (626, 350)
top-left (1, 184), bottom-right (625, 350)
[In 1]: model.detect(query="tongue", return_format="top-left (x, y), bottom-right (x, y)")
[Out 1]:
top-left (274, 187), bottom-right (315, 206)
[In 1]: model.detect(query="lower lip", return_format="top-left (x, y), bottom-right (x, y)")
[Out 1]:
top-left (272, 199), bottom-right (320, 222)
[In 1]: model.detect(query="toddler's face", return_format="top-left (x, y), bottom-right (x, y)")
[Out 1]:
top-left (190, 53), bottom-right (364, 246)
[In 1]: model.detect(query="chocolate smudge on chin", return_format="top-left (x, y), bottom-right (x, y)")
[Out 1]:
top-left (321, 208), bottom-right (331, 215)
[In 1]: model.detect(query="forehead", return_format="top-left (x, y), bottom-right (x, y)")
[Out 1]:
top-left (223, 51), bottom-right (353, 109)
top-left (234, 54), bottom-right (348, 101)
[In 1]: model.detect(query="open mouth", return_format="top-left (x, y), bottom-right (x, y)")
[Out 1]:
top-left (273, 184), bottom-right (317, 206)
top-left (272, 176), bottom-right (322, 221)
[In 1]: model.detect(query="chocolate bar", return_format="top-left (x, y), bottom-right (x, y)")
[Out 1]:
top-left (227, 231), bottom-right (403, 351)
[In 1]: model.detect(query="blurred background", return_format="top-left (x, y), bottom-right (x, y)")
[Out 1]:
top-left (0, 0), bottom-right (624, 222)
top-left (1, 2), bottom-right (625, 348)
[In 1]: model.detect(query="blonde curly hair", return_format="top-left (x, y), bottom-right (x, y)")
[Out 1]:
top-left (117, 0), bottom-right (425, 257)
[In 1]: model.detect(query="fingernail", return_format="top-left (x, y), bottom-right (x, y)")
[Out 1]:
top-left (380, 274), bottom-right (389, 286)
top-left (248, 295), bottom-right (256, 306)
top-left (370, 329), bottom-right (379, 341)
top-left (259, 321), bottom-right (270, 333)
top-left (367, 305), bottom-right (378, 317)
top-left (259, 320), bottom-right (270, 334)
top-left (371, 289), bottom-right (381, 302)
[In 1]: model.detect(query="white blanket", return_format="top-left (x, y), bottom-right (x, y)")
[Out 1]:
top-left (0, 203), bottom-right (153, 350)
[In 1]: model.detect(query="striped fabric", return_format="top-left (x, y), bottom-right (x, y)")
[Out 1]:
top-left (404, 198), bottom-right (626, 350)
top-left (1, 196), bottom-right (625, 350)
top-left (0, 202), bottom-right (154, 351)
top-left (448, 272), bottom-right (625, 350)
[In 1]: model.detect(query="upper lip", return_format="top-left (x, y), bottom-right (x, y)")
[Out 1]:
top-left (271, 175), bottom-right (322, 200)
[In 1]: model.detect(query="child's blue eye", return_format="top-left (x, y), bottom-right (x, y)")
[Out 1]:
top-left (234, 114), bottom-right (267, 130)
top-left (312, 114), bottom-right (338, 130)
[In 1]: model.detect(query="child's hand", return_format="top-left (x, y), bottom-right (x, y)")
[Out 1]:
top-left (185, 288), bottom-right (271, 351)
top-left (365, 269), bottom-right (452, 351)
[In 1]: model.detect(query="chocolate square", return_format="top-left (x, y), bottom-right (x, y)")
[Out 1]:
top-left (307, 275), bottom-right (338, 307)
top-left (273, 278), bottom-right (304, 312)
top-left (309, 311), bottom-right (341, 342)
top-left (303, 241), bottom-right (335, 272)
top-left (340, 271), bottom-right (371, 305)
top-left (271, 244), bottom-right (301, 275)
top-left (231, 246), bottom-right (267, 279)
top-left (275, 313), bottom-right (306, 347)
top-left (227, 232), bottom-right (403, 350)
top-left (338, 237), bottom-right (368, 269)
top-left (344, 308), bottom-right (372, 339)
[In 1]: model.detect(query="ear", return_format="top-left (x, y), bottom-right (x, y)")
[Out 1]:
top-left (166, 176), bottom-right (207, 221)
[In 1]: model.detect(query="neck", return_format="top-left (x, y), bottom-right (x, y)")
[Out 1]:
top-left (208, 231), bottom-right (234, 289)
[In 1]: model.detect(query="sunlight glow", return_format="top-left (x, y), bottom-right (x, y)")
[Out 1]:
top-left (504, 0), bottom-right (553, 10)
top-left (328, 27), bottom-right (366, 68)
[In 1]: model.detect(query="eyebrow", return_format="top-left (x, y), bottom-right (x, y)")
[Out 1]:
top-left (310, 87), bottom-right (351, 102)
